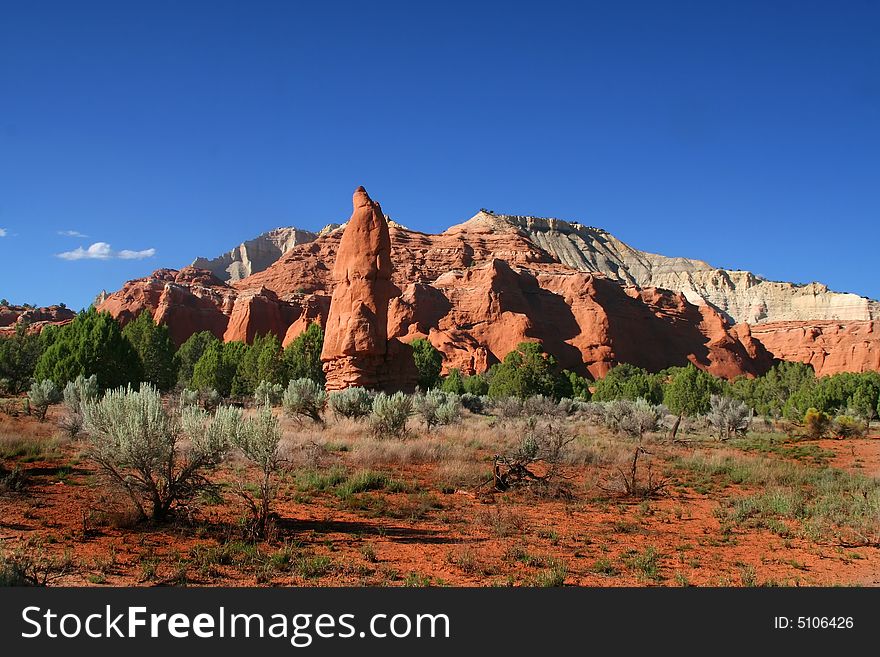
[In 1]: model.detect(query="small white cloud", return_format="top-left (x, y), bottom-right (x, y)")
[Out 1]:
top-left (57, 241), bottom-right (156, 261)
top-left (58, 230), bottom-right (88, 238)
top-left (0, 228), bottom-right (7, 237)
top-left (118, 248), bottom-right (156, 260)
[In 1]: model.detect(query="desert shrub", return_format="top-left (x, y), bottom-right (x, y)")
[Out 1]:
top-left (0, 323), bottom-right (43, 394)
top-left (411, 338), bottom-right (442, 390)
top-left (414, 390), bottom-right (461, 429)
top-left (459, 392), bottom-right (485, 414)
top-left (493, 417), bottom-right (574, 495)
top-left (230, 404), bottom-right (283, 538)
top-left (706, 395), bottom-right (751, 440)
top-left (617, 398), bottom-right (661, 440)
top-left (328, 387), bottom-right (373, 420)
top-left (370, 392), bottom-right (413, 439)
top-left (282, 378), bottom-right (327, 424)
top-left (435, 393), bottom-right (462, 426)
top-left (832, 414), bottom-right (865, 439)
top-left (27, 379), bottom-right (61, 422)
top-left (522, 394), bottom-right (563, 418)
top-left (602, 399), bottom-right (634, 433)
top-left (254, 380), bottom-right (284, 407)
top-left (282, 322), bottom-right (325, 385)
top-left (34, 308), bottom-right (143, 389)
top-left (803, 407), bottom-right (831, 439)
top-left (663, 364), bottom-right (723, 416)
top-left (592, 363), bottom-right (663, 404)
top-left (491, 396), bottom-right (523, 423)
top-left (122, 311), bottom-right (177, 391)
top-left (579, 401), bottom-right (607, 424)
top-left (174, 331), bottom-right (219, 387)
top-left (60, 374), bottom-right (99, 436)
top-left (82, 384), bottom-right (233, 522)
top-left (179, 388), bottom-right (200, 408)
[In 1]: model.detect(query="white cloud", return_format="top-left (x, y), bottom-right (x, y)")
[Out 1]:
top-left (0, 228), bottom-right (6, 237)
top-left (57, 241), bottom-right (156, 261)
top-left (118, 248), bottom-right (157, 259)
top-left (58, 230), bottom-right (88, 238)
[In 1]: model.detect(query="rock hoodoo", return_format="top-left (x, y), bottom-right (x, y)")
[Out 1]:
top-left (320, 187), bottom-right (417, 391)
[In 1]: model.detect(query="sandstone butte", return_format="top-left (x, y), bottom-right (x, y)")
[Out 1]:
top-left (319, 187), bottom-right (418, 391)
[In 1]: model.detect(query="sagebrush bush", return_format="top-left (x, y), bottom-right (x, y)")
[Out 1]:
top-left (60, 374), bottom-right (99, 436)
top-left (28, 379), bottom-right (61, 422)
top-left (282, 378), bottom-right (327, 424)
top-left (329, 387), bottom-right (373, 420)
top-left (414, 390), bottom-right (462, 429)
top-left (706, 395), bottom-right (751, 440)
top-left (370, 392), bottom-right (413, 439)
top-left (230, 404), bottom-right (283, 538)
top-left (82, 384), bottom-right (232, 521)
top-left (254, 380), bottom-right (284, 407)
top-left (618, 398), bottom-right (661, 439)
top-left (522, 394), bottom-right (563, 418)
top-left (491, 396), bottom-right (523, 423)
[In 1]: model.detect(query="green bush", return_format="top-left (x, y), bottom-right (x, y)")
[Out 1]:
top-left (487, 342), bottom-right (570, 400)
top-left (233, 334), bottom-right (285, 396)
top-left (440, 368), bottom-right (465, 395)
top-left (282, 323), bottom-right (325, 384)
top-left (33, 308), bottom-right (143, 389)
top-left (663, 364), bottom-right (723, 416)
top-left (174, 331), bottom-right (219, 387)
top-left (191, 341), bottom-right (247, 397)
top-left (411, 338), bottom-right (442, 390)
top-left (370, 392), bottom-right (414, 439)
top-left (282, 378), bottom-right (327, 424)
top-left (230, 404), bottom-right (283, 538)
top-left (592, 363), bottom-right (663, 404)
top-left (0, 323), bottom-right (43, 394)
top-left (832, 414), bottom-right (865, 439)
top-left (122, 311), bottom-right (177, 391)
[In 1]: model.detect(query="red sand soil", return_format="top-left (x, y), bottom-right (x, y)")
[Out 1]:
top-left (1, 408), bottom-right (878, 587)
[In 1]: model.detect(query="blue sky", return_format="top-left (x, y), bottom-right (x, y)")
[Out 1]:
top-left (1, 0), bottom-right (878, 310)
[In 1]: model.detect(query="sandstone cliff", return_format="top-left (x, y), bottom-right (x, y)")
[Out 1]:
top-left (450, 211), bottom-right (880, 325)
top-left (0, 303), bottom-right (76, 336)
top-left (192, 227), bottom-right (319, 282)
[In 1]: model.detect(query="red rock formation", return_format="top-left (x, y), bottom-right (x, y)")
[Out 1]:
top-left (0, 304), bottom-right (76, 336)
top-left (750, 321), bottom-right (880, 376)
top-left (320, 187), bottom-right (417, 391)
top-left (110, 189), bottom-right (880, 382)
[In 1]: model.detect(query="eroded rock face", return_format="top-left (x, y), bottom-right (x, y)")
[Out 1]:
top-left (750, 321), bottom-right (880, 376)
top-left (96, 190), bottom-right (880, 381)
top-left (0, 304), bottom-right (76, 336)
top-left (193, 227), bottom-right (319, 282)
top-left (320, 187), bottom-right (417, 391)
